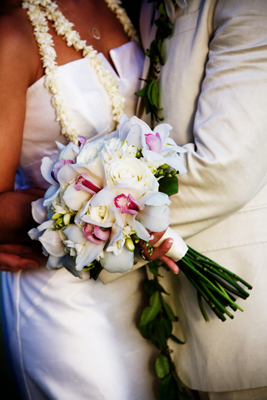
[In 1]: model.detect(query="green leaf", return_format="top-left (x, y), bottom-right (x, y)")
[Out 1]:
top-left (145, 279), bottom-right (169, 295)
top-left (159, 374), bottom-right (177, 400)
top-left (162, 298), bottom-right (178, 322)
top-left (154, 354), bottom-right (170, 379)
top-left (89, 263), bottom-right (103, 280)
top-left (151, 79), bottom-right (160, 109)
top-left (148, 260), bottom-right (162, 276)
top-left (147, 80), bottom-right (156, 106)
top-left (154, 18), bottom-right (172, 38)
top-left (158, 2), bottom-right (167, 16)
top-left (139, 292), bottom-right (161, 326)
top-left (135, 84), bottom-right (148, 98)
top-left (138, 323), bottom-right (151, 340)
top-left (159, 318), bottom-right (172, 338)
top-left (144, 96), bottom-right (152, 115)
top-left (144, 280), bottom-right (158, 295)
top-left (159, 176), bottom-right (178, 196)
top-left (170, 334), bottom-right (185, 345)
top-left (150, 291), bottom-right (161, 308)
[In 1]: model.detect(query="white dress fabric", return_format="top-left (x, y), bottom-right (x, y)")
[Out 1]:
top-left (1, 42), bottom-right (158, 400)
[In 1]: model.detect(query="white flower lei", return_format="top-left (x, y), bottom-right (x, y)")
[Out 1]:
top-left (22, 0), bottom-right (139, 143)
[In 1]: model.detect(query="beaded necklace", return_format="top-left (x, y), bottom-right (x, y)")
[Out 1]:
top-left (22, 0), bottom-right (139, 143)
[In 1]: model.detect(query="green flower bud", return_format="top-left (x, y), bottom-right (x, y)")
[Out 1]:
top-left (52, 213), bottom-right (62, 220)
top-left (125, 237), bottom-right (135, 252)
top-left (55, 217), bottom-right (64, 228)
top-left (63, 213), bottom-right (72, 226)
top-left (161, 163), bottom-right (170, 170)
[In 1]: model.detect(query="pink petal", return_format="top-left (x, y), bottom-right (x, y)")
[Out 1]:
top-left (94, 226), bottom-right (110, 241)
top-left (114, 194), bottom-right (140, 215)
top-left (83, 223), bottom-right (103, 244)
top-left (83, 223), bottom-right (110, 243)
top-left (145, 133), bottom-right (162, 153)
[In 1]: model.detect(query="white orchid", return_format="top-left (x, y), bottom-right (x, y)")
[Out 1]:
top-left (118, 115), bottom-right (187, 174)
top-left (63, 225), bottom-right (105, 271)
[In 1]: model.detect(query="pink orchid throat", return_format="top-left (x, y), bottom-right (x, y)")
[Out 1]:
top-left (114, 194), bottom-right (140, 215)
top-left (145, 132), bottom-right (162, 153)
top-left (75, 173), bottom-right (101, 194)
top-left (77, 135), bottom-right (86, 147)
top-left (83, 223), bottom-right (110, 244)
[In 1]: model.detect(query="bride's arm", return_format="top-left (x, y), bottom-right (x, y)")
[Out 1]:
top-left (0, 9), bottom-right (41, 244)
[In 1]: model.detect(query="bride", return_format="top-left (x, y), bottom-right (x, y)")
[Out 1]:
top-left (0, 0), bottom-right (176, 398)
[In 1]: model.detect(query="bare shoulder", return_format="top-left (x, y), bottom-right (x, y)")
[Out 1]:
top-left (0, 5), bottom-right (40, 87)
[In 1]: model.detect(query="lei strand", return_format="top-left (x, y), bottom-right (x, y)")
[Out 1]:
top-left (22, 0), bottom-right (139, 143)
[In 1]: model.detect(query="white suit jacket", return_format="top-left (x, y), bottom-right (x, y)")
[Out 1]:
top-left (139, 0), bottom-right (267, 393)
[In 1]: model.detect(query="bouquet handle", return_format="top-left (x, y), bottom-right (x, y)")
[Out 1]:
top-left (99, 227), bottom-right (187, 284)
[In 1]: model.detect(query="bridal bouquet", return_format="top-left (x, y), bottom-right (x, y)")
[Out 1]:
top-left (29, 115), bottom-right (189, 277)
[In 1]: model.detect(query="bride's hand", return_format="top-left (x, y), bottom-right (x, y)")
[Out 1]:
top-left (0, 243), bottom-right (45, 272)
top-left (138, 230), bottom-right (179, 274)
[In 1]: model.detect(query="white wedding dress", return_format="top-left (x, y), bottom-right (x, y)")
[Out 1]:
top-left (1, 42), bottom-right (158, 400)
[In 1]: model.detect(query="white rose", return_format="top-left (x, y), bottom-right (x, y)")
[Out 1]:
top-left (89, 205), bottom-right (115, 224)
top-left (77, 139), bottom-right (104, 164)
top-left (106, 155), bottom-right (158, 193)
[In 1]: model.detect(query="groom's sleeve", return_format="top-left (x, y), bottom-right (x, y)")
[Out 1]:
top-left (169, 0), bottom-right (267, 240)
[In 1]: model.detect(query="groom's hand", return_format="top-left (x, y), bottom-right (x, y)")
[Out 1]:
top-left (0, 244), bottom-right (40, 272)
top-left (138, 230), bottom-right (179, 274)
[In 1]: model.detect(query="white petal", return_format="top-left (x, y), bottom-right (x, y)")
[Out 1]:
top-left (81, 214), bottom-right (114, 228)
top-left (137, 205), bottom-right (170, 232)
top-left (90, 188), bottom-right (115, 207)
top-left (43, 186), bottom-right (60, 207)
top-left (118, 115), bottom-right (130, 140)
top-left (110, 206), bottom-right (127, 228)
top-left (64, 224), bottom-right (87, 245)
top-left (37, 220), bottom-right (54, 232)
top-left (108, 224), bottom-right (123, 247)
top-left (31, 198), bottom-right (47, 224)
top-left (127, 214), bottom-right (150, 241)
top-left (76, 241), bottom-right (105, 271)
top-left (41, 157), bottom-right (57, 186)
top-left (143, 149), bottom-right (165, 163)
top-left (28, 228), bottom-right (42, 240)
top-left (55, 141), bottom-right (66, 152)
top-left (164, 156), bottom-right (187, 174)
top-left (72, 157), bottom-right (106, 188)
top-left (63, 183), bottom-right (92, 211)
top-left (153, 123), bottom-right (172, 143)
top-left (100, 245), bottom-right (134, 273)
top-left (46, 255), bottom-right (64, 270)
top-left (58, 142), bottom-right (79, 161)
top-left (129, 116), bottom-right (151, 135)
top-left (39, 229), bottom-right (65, 257)
top-left (125, 124), bottom-right (142, 148)
top-left (138, 192), bottom-right (171, 209)
top-left (57, 163), bottom-right (77, 185)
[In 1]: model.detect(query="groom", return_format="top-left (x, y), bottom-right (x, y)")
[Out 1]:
top-left (138, 0), bottom-right (267, 399)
